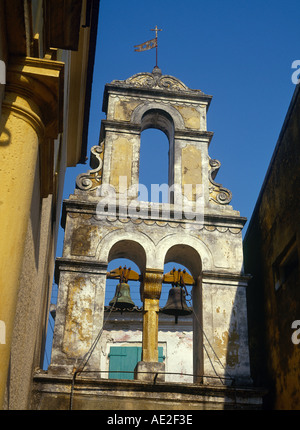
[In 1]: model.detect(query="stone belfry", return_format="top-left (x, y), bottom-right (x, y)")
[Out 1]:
top-left (36, 67), bottom-right (264, 409)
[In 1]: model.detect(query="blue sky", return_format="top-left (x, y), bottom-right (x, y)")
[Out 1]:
top-left (43, 0), bottom-right (300, 367)
top-left (65, 0), bottom-right (300, 240)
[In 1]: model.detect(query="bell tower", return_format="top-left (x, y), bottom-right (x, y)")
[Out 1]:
top-left (39, 67), bottom-right (264, 409)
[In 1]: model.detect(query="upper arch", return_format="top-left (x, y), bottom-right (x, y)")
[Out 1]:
top-left (155, 233), bottom-right (214, 277)
top-left (95, 230), bottom-right (156, 272)
top-left (132, 102), bottom-right (185, 133)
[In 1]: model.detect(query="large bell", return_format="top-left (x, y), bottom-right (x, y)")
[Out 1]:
top-left (109, 282), bottom-right (135, 309)
top-left (161, 286), bottom-right (192, 318)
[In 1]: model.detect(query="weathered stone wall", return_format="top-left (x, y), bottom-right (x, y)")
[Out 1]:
top-left (31, 372), bottom-right (265, 410)
top-left (244, 84), bottom-right (300, 409)
top-left (41, 69), bottom-right (259, 410)
top-left (50, 190), bottom-right (251, 385)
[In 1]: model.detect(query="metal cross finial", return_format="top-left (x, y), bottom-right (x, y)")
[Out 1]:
top-left (151, 25), bottom-right (162, 38)
top-left (150, 26), bottom-right (162, 68)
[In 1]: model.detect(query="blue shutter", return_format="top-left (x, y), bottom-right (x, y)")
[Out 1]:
top-left (108, 346), bottom-right (165, 380)
top-left (158, 347), bottom-right (165, 362)
top-left (108, 346), bottom-right (140, 379)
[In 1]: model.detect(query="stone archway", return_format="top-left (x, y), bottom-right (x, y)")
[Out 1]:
top-left (161, 241), bottom-right (204, 383)
top-left (155, 233), bottom-right (213, 274)
top-left (96, 230), bottom-right (156, 273)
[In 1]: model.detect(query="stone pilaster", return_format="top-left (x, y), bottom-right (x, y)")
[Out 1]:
top-left (135, 269), bottom-right (165, 382)
top-left (0, 56), bottom-right (63, 406)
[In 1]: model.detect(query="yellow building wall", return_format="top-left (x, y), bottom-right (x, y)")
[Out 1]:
top-left (0, 0), bottom-right (100, 409)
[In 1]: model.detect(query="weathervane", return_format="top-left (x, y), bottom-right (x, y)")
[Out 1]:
top-left (134, 25), bottom-right (162, 68)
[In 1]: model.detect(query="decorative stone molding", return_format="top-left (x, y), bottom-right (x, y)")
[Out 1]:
top-left (110, 93), bottom-right (206, 109)
top-left (55, 257), bottom-right (108, 283)
top-left (5, 56), bottom-right (64, 138)
top-left (103, 214), bottom-right (242, 234)
top-left (202, 270), bottom-right (251, 286)
top-left (76, 142), bottom-right (104, 191)
top-left (63, 208), bottom-right (243, 234)
top-left (111, 69), bottom-right (203, 94)
top-left (208, 158), bottom-right (232, 205)
top-left (140, 268), bottom-right (164, 301)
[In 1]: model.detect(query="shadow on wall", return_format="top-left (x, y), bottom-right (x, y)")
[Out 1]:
top-left (0, 126), bottom-right (10, 146)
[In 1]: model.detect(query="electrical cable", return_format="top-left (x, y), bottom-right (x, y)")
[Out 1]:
top-left (69, 279), bottom-right (234, 408)
top-left (191, 307), bottom-right (234, 384)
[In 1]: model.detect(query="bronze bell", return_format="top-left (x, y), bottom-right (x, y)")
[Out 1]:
top-left (109, 282), bottom-right (135, 309)
top-left (161, 285), bottom-right (192, 320)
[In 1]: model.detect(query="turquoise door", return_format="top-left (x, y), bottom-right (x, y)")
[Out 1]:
top-left (108, 346), bottom-right (164, 380)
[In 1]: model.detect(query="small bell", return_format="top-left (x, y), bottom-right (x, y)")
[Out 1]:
top-left (161, 285), bottom-right (192, 323)
top-left (109, 282), bottom-right (135, 309)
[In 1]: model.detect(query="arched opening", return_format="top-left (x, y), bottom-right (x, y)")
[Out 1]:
top-left (103, 257), bottom-right (143, 380)
top-left (157, 261), bottom-right (194, 384)
top-left (103, 239), bottom-right (147, 380)
top-left (141, 108), bottom-right (175, 140)
top-left (139, 128), bottom-right (169, 203)
top-left (105, 238), bottom-right (146, 316)
top-left (159, 245), bottom-right (203, 384)
top-left (138, 109), bottom-right (174, 204)
top-left (160, 261), bottom-right (193, 309)
top-left (107, 239), bottom-right (147, 274)
top-left (164, 244), bottom-right (202, 279)
top-left (106, 258), bottom-right (142, 308)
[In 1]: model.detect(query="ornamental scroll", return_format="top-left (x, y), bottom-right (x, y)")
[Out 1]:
top-left (208, 158), bottom-right (232, 205)
top-left (76, 142), bottom-right (104, 191)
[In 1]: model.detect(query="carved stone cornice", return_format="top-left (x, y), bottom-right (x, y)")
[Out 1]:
top-left (60, 197), bottom-right (246, 233)
top-left (99, 120), bottom-right (141, 139)
top-left (55, 257), bottom-right (108, 284)
top-left (202, 270), bottom-right (251, 287)
top-left (1, 91), bottom-right (45, 137)
top-left (103, 70), bottom-right (213, 113)
top-left (174, 129), bottom-right (214, 142)
top-left (111, 71), bottom-right (201, 93)
top-left (5, 56), bottom-right (64, 138)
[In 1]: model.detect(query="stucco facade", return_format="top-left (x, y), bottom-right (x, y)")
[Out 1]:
top-left (100, 310), bottom-right (194, 384)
